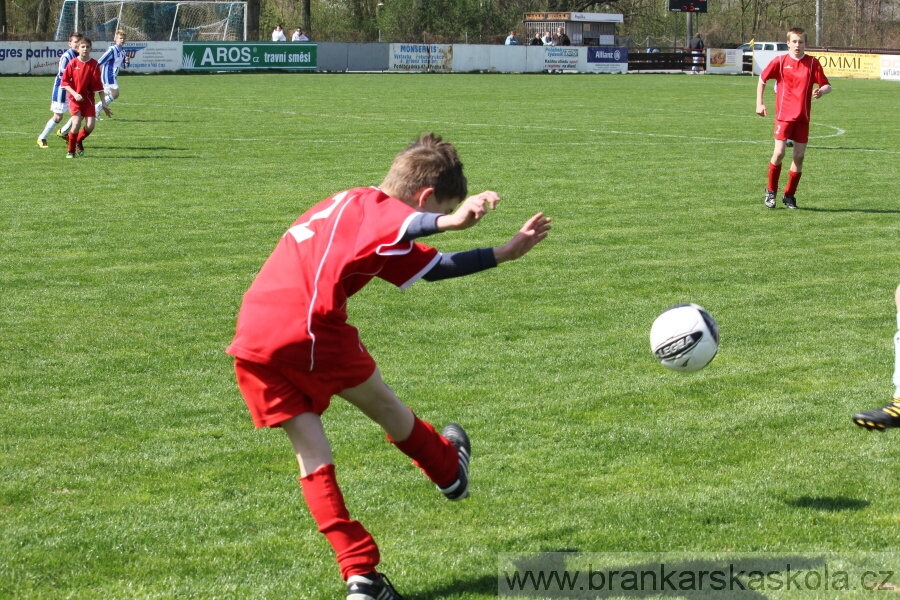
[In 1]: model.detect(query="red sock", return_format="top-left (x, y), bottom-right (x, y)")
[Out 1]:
top-left (300, 464), bottom-right (380, 580)
top-left (389, 416), bottom-right (458, 488)
top-left (767, 163), bottom-right (782, 193)
top-left (783, 170), bottom-right (802, 196)
top-left (77, 129), bottom-right (90, 143)
top-left (67, 132), bottom-right (77, 153)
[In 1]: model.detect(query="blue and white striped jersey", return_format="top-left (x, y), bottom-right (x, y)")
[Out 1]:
top-left (98, 44), bottom-right (127, 85)
top-left (51, 48), bottom-right (78, 103)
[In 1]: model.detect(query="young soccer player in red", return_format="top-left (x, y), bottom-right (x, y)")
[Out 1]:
top-left (226, 133), bottom-right (551, 600)
top-left (60, 37), bottom-right (112, 158)
top-left (756, 27), bottom-right (831, 209)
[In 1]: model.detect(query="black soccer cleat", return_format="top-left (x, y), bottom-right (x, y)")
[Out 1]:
top-left (76, 141), bottom-right (85, 156)
top-left (346, 572), bottom-right (403, 600)
top-left (764, 190), bottom-right (777, 209)
top-left (783, 195), bottom-right (797, 209)
top-left (853, 398), bottom-right (900, 431)
top-left (438, 423), bottom-right (471, 501)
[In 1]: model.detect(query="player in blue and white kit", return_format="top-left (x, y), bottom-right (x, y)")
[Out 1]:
top-left (36, 32), bottom-right (82, 148)
top-left (95, 30), bottom-right (128, 114)
top-left (59, 30), bottom-right (128, 136)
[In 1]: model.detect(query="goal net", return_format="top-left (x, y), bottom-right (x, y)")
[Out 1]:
top-left (55, 0), bottom-right (247, 42)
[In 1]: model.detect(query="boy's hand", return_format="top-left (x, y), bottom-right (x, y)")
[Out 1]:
top-left (494, 212), bottom-right (552, 264)
top-left (103, 105), bottom-right (113, 118)
top-left (756, 103), bottom-right (767, 117)
top-left (440, 191), bottom-right (501, 231)
top-left (72, 92), bottom-right (83, 102)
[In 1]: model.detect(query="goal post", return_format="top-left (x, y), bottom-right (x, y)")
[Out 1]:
top-left (55, 0), bottom-right (247, 42)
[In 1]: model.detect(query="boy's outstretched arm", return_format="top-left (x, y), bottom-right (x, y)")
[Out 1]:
top-left (418, 211), bottom-right (551, 282)
top-left (494, 213), bottom-right (552, 264)
top-left (437, 191), bottom-right (502, 231)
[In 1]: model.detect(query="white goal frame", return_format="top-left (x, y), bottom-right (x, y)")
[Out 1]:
top-left (55, 0), bottom-right (248, 42)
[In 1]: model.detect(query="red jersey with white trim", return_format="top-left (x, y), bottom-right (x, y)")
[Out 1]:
top-left (760, 53), bottom-right (829, 123)
top-left (227, 187), bottom-right (440, 369)
top-left (61, 57), bottom-right (104, 103)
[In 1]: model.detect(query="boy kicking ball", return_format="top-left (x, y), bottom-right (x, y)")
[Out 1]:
top-left (853, 284), bottom-right (900, 431)
top-left (60, 37), bottom-right (111, 157)
top-left (226, 133), bottom-right (551, 599)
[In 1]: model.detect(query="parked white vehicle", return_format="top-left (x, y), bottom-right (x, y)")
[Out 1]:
top-left (738, 41), bottom-right (789, 56)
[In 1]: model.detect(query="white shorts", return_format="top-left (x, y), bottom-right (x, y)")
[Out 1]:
top-left (104, 83), bottom-right (119, 93)
top-left (51, 101), bottom-right (69, 115)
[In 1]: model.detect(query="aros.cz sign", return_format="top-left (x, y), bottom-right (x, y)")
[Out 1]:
top-left (182, 42), bottom-right (316, 71)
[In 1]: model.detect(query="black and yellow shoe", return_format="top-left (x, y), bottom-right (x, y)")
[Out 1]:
top-left (853, 398), bottom-right (900, 431)
top-left (55, 129), bottom-right (67, 139)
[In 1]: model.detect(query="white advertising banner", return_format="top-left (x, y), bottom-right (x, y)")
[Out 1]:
top-left (126, 42), bottom-right (183, 73)
top-left (706, 48), bottom-right (742, 74)
top-left (543, 46), bottom-right (581, 71)
top-left (0, 41), bottom-right (182, 74)
top-left (388, 44), bottom-right (453, 71)
top-left (752, 50), bottom-right (786, 75)
top-left (881, 54), bottom-right (900, 81)
top-left (0, 42), bottom-right (32, 74)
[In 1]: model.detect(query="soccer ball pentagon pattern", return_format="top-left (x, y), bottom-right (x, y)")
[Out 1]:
top-left (650, 304), bottom-right (720, 373)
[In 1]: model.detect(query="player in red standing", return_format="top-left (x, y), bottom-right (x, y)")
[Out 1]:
top-left (756, 27), bottom-right (831, 209)
top-left (60, 37), bottom-right (111, 158)
top-left (226, 133), bottom-right (551, 600)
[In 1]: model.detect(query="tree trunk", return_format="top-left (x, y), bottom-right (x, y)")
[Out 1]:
top-left (248, 0), bottom-right (260, 39)
top-left (36, 0), bottom-right (50, 36)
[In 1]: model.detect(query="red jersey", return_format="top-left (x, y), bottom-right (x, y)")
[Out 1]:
top-left (760, 53), bottom-right (829, 123)
top-left (61, 57), bottom-right (104, 104)
top-left (227, 187), bottom-right (440, 370)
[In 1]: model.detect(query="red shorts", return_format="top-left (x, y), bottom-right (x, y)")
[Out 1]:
top-left (233, 353), bottom-right (376, 428)
top-left (67, 97), bottom-right (96, 118)
top-left (774, 120), bottom-right (809, 144)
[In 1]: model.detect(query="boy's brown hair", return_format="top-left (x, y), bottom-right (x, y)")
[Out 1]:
top-left (69, 32), bottom-right (83, 42)
top-left (787, 27), bottom-right (807, 41)
top-left (380, 133), bottom-right (468, 203)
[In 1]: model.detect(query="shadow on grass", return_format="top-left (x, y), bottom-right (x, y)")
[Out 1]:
top-left (111, 119), bottom-right (182, 123)
top-left (786, 495), bottom-right (870, 511)
top-left (87, 145), bottom-right (186, 152)
top-left (799, 207), bottom-right (900, 214)
top-left (404, 574), bottom-right (498, 600)
top-left (403, 553), bottom-right (838, 599)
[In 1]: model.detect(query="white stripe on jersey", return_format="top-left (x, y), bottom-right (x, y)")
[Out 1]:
top-left (51, 49), bottom-right (77, 104)
top-left (98, 45), bottom-right (127, 85)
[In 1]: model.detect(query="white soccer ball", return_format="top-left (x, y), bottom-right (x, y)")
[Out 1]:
top-left (650, 303), bottom-right (720, 373)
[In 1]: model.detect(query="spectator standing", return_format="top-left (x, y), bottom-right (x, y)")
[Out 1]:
top-left (505, 31), bottom-right (520, 45)
top-left (292, 28), bottom-right (309, 41)
top-left (689, 32), bottom-right (704, 72)
top-left (529, 32), bottom-right (544, 46)
top-left (272, 25), bottom-right (287, 41)
top-left (555, 27), bottom-right (571, 46)
top-left (542, 31), bottom-right (553, 45)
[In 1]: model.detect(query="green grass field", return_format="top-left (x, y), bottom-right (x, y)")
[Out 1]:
top-left (1, 71), bottom-right (898, 599)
